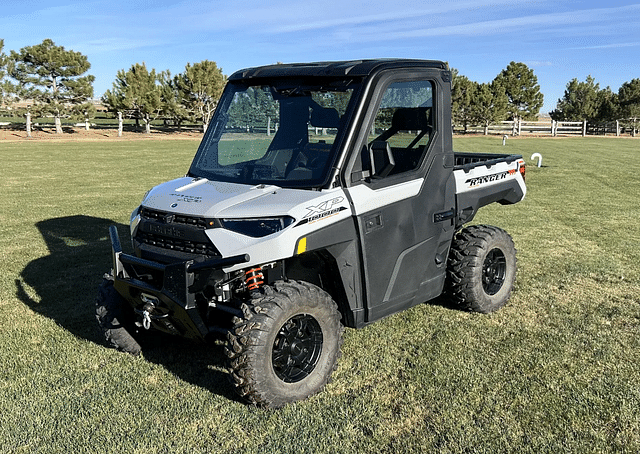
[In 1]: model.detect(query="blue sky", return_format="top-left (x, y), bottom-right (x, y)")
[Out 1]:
top-left (2, 0), bottom-right (640, 113)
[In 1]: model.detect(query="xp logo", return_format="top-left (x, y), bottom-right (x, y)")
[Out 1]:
top-left (302, 197), bottom-right (346, 221)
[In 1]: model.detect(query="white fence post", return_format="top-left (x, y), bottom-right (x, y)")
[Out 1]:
top-left (26, 111), bottom-right (32, 138)
top-left (582, 121), bottom-right (587, 137)
top-left (117, 111), bottom-right (123, 137)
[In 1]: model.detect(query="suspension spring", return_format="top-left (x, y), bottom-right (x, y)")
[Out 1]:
top-left (245, 267), bottom-right (264, 291)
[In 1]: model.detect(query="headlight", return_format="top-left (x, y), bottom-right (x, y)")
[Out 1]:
top-left (221, 216), bottom-right (295, 238)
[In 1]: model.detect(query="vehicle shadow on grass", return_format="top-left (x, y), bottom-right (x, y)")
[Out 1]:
top-left (16, 215), bottom-right (240, 404)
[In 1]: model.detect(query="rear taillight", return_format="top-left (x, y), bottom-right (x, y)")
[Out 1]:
top-left (518, 160), bottom-right (526, 182)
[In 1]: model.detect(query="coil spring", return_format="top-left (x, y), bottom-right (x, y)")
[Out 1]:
top-left (245, 267), bottom-right (264, 291)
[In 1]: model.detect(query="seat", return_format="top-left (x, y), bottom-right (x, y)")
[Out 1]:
top-left (372, 107), bottom-right (432, 175)
top-left (375, 107), bottom-right (431, 148)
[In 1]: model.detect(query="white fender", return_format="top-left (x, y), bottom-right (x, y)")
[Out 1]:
top-left (531, 153), bottom-right (542, 167)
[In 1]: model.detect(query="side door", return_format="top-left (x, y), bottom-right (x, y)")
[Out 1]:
top-left (343, 71), bottom-right (456, 323)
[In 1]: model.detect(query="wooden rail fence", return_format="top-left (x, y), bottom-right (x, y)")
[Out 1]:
top-left (456, 119), bottom-right (638, 137)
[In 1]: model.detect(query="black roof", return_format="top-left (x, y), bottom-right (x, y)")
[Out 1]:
top-left (228, 59), bottom-right (448, 81)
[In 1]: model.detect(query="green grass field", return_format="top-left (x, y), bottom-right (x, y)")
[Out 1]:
top-left (1, 136), bottom-right (639, 453)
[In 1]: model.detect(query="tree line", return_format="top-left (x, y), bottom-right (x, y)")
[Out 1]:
top-left (550, 76), bottom-right (640, 128)
top-left (452, 61), bottom-right (640, 134)
top-left (1, 38), bottom-right (639, 135)
top-left (451, 61), bottom-right (544, 134)
top-left (0, 39), bottom-right (225, 134)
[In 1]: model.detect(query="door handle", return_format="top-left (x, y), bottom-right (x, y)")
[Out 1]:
top-left (364, 213), bottom-right (383, 233)
top-left (434, 209), bottom-right (454, 223)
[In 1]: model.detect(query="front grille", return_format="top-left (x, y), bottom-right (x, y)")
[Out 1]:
top-left (140, 207), bottom-right (213, 229)
top-left (136, 207), bottom-right (221, 258)
top-left (137, 232), bottom-right (220, 256)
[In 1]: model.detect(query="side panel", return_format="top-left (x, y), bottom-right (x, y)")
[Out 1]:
top-left (289, 216), bottom-right (365, 328)
top-left (348, 154), bottom-right (456, 322)
top-left (454, 159), bottom-right (526, 226)
top-left (454, 158), bottom-right (526, 198)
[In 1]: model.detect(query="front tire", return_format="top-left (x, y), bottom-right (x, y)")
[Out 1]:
top-left (445, 225), bottom-right (517, 313)
top-left (95, 272), bottom-right (142, 355)
top-left (226, 280), bottom-right (343, 408)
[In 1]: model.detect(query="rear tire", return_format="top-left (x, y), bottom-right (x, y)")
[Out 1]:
top-left (226, 280), bottom-right (343, 408)
top-left (95, 272), bottom-right (142, 355)
top-left (445, 225), bottom-right (517, 313)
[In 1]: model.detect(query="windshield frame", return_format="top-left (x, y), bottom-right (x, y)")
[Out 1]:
top-left (188, 76), bottom-right (363, 189)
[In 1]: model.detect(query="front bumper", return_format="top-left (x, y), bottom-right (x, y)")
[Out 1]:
top-left (109, 225), bottom-right (249, 340)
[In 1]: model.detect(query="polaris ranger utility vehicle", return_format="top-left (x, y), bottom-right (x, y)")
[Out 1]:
top-left (97, 59), bottom-right (526, 408)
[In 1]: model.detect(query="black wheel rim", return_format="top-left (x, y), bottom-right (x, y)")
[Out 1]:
top-left (272, 314), bottom-right (323, 383)
top-left (483, 248), bottom-right (507, 295)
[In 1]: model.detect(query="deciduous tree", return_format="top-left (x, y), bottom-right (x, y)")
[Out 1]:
top-left (10, 39), bottom-right (94, 133)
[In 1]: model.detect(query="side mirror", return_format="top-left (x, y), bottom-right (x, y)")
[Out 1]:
top-left (369, 141), bottom-right (395, 178)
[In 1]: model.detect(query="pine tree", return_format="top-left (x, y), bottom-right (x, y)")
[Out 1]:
top-left (0, 39), bottom-right (8, 108)
top-left (451, 75), bottom-right (477, 133)
top-left (10, 39), bottom-right (94, 133)
top-left (494, 62), bottom-right (543, 121)
top-left (474, 82), bottom-right (509, 135)
top-left (550, 76), bottom-right (601, 122)
top-left (594, 87), bottom-right (618, 122)
top-left (159, 70), bottom-right (188, 128)
top-left (618, 78), bottom-right (640, 136)
top-left (227, 86), bottom-right (277, 132)
top-left (103, 63), bottom-right (163, 134)
top-left (173, 61), bottom-right (226, 132)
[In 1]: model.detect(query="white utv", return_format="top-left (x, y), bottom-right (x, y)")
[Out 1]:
top-left (96, 59), bottom-right (526, 408)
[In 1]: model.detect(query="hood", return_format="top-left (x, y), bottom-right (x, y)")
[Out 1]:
top-left (141, 177), bottom-right (325, 219)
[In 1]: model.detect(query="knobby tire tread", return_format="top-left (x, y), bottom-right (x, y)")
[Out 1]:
top-left (95, 272), bottom-right (142, 355)
top-left (225, 280), bottom-right (343, 408)
top-left (446, 225), bottom-right (517, 313)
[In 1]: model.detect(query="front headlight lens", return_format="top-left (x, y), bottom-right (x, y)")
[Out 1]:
top-left (221, 216), bottom-right (295, 238)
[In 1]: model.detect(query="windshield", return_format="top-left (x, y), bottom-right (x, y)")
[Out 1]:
top-left (189, 78), bottom-right (359, 188)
